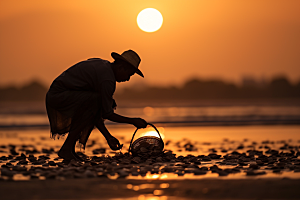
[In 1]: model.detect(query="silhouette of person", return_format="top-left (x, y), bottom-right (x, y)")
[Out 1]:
top-left (46, 50), bottom-right (147, 161)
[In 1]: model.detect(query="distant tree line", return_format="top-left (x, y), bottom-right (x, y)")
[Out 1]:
top-left (0, 76), bottom-right (299, 101)
top-left (0, 81), bottom-right (47, 101)
top-left (116, 76), bottom-right (300, 100)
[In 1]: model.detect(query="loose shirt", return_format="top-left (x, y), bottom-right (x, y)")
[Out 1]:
top-left (51, 58), bottom-right (116, 118)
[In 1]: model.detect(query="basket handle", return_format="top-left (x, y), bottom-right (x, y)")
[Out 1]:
top-left (129, 123), bottom-right (163, 153)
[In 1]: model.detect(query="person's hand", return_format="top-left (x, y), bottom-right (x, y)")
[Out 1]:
top-left (132, 118), bottom-right (147, 129)
top-left (107, 136), bottom-right (123, 150)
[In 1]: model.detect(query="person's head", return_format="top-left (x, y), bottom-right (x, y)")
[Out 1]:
top-left (112, 59), bottom-right (137, 82)
top-left (111, 50), bottom-right (144, 83)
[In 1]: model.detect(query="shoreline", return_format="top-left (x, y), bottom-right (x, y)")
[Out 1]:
top-left (1, 122), bottom-right (300, 130)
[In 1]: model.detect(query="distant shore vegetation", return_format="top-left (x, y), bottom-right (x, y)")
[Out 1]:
top-left (0, 76), bottom-right (299, 102)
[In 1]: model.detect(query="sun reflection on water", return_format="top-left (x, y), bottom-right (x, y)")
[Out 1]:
top-left (138, 195), bottom-right (168, 200)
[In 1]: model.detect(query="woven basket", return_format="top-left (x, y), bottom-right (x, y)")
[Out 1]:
top-left (129, 123), bottom-right (164, 156)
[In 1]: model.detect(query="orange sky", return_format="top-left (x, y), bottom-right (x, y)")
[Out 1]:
top-left (0, 0), bottom-right (299, 88)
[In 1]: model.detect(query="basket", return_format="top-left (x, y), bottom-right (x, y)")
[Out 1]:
top-left (129, 123), bottom-right (164, 157)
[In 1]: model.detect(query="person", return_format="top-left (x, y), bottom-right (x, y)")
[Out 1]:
top-left (46, 50), bottom-right (148, 161)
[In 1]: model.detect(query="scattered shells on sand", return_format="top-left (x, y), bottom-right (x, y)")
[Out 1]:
top-left (0, 138), bottom-right (299, 181)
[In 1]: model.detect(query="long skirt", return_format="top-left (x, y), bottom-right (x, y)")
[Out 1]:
top-left (46, 87), bottom-right (102, 149)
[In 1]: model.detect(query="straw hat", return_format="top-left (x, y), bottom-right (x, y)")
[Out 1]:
top-left (111, 50), bottom-right (144, 78)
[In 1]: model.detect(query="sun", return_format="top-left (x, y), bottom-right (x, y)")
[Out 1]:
top-left (137, 8), bottom-right (163, 33)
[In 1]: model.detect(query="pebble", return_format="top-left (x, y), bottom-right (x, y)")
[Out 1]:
top-left (0, 156), bottom-right (8, 161)
top-left (131, 171), bottom-right (139, 176)
top-left (193, 169), bottom-right (206, 175)
top-left (84, 170), bottom-right (96, 178)
top-left (6, 162), bottom-right (13, 167)
top-left (208, 153), bottom-right (221, 159)
top-left (249, 164), bottom-right (260, 169)
top-left (45, 172), bottom-right (57, 179)
top-left (32, 160), bottom-right (46, 165)
top-left (273, 169), bottom-right (281, 173)
top-left (42, 163), bottom-right (49, 167)
top-left (155, 157), bottom-right (163, 162)
top-left (218, 170), bottom-right (229, 176)
top-left (130, 156), bottom-right (141, 164)
top-left (1, 168), bottom-right (15, 177)
top-left (48, 161), bottom-right (57, 166)
top-left (175, 171), bottom-right (184, 176)
top-left (42, 148), bottom-right (55, 154)
top-left (151, 168), bottom-right (159, 174)
top-left (238, 162), bottom-right (248, 166)
top-left (184, 168), bottom-right (197, 173)
top-left (221, 149), bottom-right (228, 153)
top-left (246, 170), bottom-right (266, 176)
top-left (210, 165), bottom-right (221, 172)
top-left (117, 169), bottom-right (129, 178)
top-left (255, 160), bottom-right (264, 166)
top-left (30, 174), bottom-right (39, 179)
top-left (201, 156), bottom-right (211, 161)
top-left (12, 166), bottom-right (27, 171)
top-left (74, 172), bottom-right (85, 179)
top-left (209, 148), bottom-right (217, 153)
top-left (200, 167), bottom-right (209, 171)
top-left (161, 166), bottom-right (175, 173)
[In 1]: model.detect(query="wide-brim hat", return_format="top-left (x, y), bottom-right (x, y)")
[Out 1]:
top-left (111, 50), bottom-right (144, 78)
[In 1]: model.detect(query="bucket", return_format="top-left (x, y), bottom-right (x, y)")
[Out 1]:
top-left (129, 123), bottom-right (164, 157)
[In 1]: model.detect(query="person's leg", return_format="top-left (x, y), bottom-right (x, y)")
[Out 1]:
top-left (58, 130), bottom-right (82, 161)
top-left (56, 91), bottom-right (100, 161)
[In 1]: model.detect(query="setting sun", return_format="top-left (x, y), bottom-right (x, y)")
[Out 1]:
top-left (137, 8), bottom-right (163, 32)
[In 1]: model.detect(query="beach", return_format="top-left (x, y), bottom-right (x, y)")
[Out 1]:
top-left (1, 124), bottom-right (300, 199)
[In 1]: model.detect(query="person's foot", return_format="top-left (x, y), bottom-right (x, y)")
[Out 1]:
top-left (72, 151), bottom-right (84, 161)
top-left (58, 149), bottom-right (78, 161)
top-left (75, 151), bottom-right (91, 161)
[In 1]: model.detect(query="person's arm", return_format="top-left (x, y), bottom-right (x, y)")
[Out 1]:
top-left (96, 119), bottom-right (123, 150)
top-left (106, 113), bottom-right (147, 128)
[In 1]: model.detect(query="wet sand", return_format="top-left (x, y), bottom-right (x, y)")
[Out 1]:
top-left (1, 178), bottom-right (300, 200)
top-left (0, 125), bottom-right (300, 199)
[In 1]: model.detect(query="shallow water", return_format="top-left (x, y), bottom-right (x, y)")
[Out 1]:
top-left (1, 103), bottom-right (300, 128)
